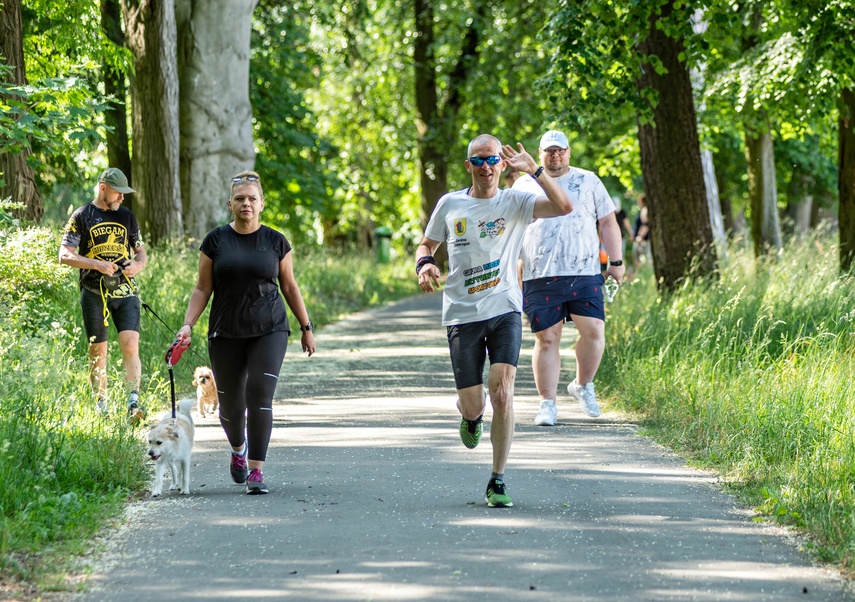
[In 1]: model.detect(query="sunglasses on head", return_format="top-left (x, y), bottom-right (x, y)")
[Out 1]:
top-left (469, 155), bottom-right (502, 167)
top-left (231, 175), bottom-right (259, 183)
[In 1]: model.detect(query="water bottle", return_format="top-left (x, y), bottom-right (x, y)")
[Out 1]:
top-left (603, 275), bottom-right (619, 303)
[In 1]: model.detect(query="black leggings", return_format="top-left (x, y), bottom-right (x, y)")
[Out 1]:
top-left (208, 331), bottom-right (288, 463)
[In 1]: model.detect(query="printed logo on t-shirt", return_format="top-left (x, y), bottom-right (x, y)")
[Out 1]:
top-left (478, 217), bottom-right (506, 239)
top-left (464, 259), bottom-right (501, 295)
top-left (454, 218), bottom-right (467, 236)
top-left (88, 222), bottom-right (130, 264)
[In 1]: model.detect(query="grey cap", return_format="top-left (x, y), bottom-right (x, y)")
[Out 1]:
top-left (98, 168), bottom-right (135, 194)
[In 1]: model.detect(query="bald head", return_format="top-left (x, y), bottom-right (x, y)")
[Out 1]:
top-left (467, 134), bottom-right (502, 158)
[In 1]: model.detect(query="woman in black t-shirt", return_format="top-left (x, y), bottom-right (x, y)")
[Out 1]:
top-left (175, 170), bottom-right (315, 495)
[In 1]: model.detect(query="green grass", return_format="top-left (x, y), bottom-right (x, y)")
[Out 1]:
top-left (600, 232), bottom-right (855, 570)
top-left (0, 226), bottom-right (418, 595)
top-left (4, 219), bottom-right (854, 592)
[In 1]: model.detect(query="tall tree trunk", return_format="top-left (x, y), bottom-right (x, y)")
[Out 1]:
top-left (100, 0), bottom-right (133, 213)
top-left (701, 148), bottom-right (727, 259)
top-left (0, 0), bottom-right (43, 223)
top-left (745, 130), bottom-right (782, 255)
top-left (691, 11), bottom-right (726, 259)
top-left (122, 0), bottom-right (183, 244)
top-left (840, 87), bottom-right (855, 273)
top-left (635, 0), bottom-right (716, 292)
top-left (413, 0), bottom-right (485, 268)
top-left (715, 168), bottom-right (737, 235)
top-left (175, 0), bottom-right (257, 239)
top-left (414, 0), bottom-right (448, 268)
top-left (741, 4), bottom-right (781, 257)
top-left (785, 172), bottom-right (812, 236)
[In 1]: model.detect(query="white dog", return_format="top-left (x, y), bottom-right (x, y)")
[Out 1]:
top-left (147, 398), bottom-right (195, 497)
top-left (193, 366), bottom-right (219, 418)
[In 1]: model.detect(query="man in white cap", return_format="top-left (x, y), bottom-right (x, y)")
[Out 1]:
top-left (513, 130), bottom-right (625, 425)
top-left (59, 168), bottom-right (148, 422)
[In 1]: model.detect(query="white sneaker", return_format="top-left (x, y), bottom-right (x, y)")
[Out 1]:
top-left (533, 399), bottom-right (558, 426)
top-left (568, 380), bottom-right (601, 418)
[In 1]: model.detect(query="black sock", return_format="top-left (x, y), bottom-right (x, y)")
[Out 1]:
top-left (491, 472), bottom-right (504, 482)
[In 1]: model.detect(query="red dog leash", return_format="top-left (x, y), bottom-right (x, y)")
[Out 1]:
top-left (165, 340), bottom-right (188, 422)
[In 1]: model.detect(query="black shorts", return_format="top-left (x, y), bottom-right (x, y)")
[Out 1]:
top-left (446, 311), bottom-right (522, 390)
top-left (522, 275), bottom-right (605, 332)
top-left (80, 288), bottom-right (141, 344)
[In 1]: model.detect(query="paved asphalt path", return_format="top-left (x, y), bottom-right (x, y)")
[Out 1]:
top-left (78, 292), bottom-right (852, 601)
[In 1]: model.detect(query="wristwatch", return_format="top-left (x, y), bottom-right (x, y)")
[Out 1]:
top-left (609, 260), bottom-right (623, 266)
top-left (300, 321), bottom-right (314, 332)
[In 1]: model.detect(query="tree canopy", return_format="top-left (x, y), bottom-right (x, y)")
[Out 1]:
top-left (3, 0), bottom-right (850, 279)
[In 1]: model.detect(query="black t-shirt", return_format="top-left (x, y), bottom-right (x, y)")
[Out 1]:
top-left (60, 203), bottom-right (144, 297)
top-left (632, 213), bottom-right (650, 240)
top-left (200, 224), bottom-right (292, 339)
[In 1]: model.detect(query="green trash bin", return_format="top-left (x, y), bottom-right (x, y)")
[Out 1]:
top-left (374, 226), bottom-right (392, 263)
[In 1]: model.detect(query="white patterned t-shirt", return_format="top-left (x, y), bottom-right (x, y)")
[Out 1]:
top-left (513, 167), bottom-right (614, 279)
top-left (424, 187), bottom-right (537, 326)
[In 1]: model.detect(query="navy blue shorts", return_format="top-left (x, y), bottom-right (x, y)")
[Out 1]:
top-left (446, 311), bottom-right (522, 390)
top-left (80, 288), bottom-right (141, 343)
top-left (522, 275), bottom-right (605, 332)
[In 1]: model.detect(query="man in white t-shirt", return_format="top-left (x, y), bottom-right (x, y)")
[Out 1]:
top-left (513, 130), bottom-right (626, 426)
top-left (415, 134), bottom-right (572, 508)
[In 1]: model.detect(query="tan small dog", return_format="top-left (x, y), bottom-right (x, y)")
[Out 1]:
top-left (193, 366), bottom-right (219, 418)
top-left (147, 398), bottom-right (195, 497)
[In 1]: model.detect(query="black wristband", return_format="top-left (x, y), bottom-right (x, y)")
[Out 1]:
top-left (609, 260), bottom-right (623, 266)
top-left (416, 255), bottom-right (437, 275)
top-left (532, 166), bottom-right (545, 179)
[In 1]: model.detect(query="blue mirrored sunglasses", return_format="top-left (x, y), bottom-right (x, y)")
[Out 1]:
top-left (231, 175), bottom-right (259, 183)
top-left (469, 155), bottom-right (502, 167)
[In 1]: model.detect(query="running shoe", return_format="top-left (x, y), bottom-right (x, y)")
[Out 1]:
top-left (568, 380), bottom-right (601, 418)
top-left (230, 450), bottom-right (248, 484)
top-left (485, 478), bottom-right (513, 508)
top-left (533, 399), bottom-right (557, 426)
top-left (246, 468), bottom-right (269, 495)
top-left (459, 415), bottom-right (483, 449)
top-left (96, 397), bottom-right (109, 416)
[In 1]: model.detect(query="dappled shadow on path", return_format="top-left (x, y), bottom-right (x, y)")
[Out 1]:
top-left (82, 294), bottom-right (850, 602)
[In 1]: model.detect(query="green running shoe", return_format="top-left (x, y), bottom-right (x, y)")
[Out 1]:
top-left (459, 415), bottom-right (483, 449)
top-left (485, 478), bottom-right (513, 508)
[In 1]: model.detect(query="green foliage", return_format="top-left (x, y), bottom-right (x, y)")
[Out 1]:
top-left (250, 2), bottom-right (338, 246)
top-left (601, 233), bottom-right (855, 568)
top-left (305, 0), bottom-right (424, 247)
top-left (0, 222), bottom-right (417, 592)
top-left (0, 226), bottom-right (148, 586)
top-left (543, 0), bottom-right (703, 127)
top-left (0, 65), bottom-right (106, 160)
top-left (10, 1), bottom-right (130, 224)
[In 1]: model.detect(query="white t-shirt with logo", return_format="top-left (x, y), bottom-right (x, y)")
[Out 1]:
top-left (513, 167), bottom-right (614, 280)
top-left (425, 188), bottom-right (537, 326)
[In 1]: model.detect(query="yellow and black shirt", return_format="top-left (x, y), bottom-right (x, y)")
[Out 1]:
top-left (61, 203), bottom-right (144, 298)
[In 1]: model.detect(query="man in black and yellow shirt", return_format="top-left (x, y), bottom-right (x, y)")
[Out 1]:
top-left (59, 168), bottom-right (147, 421)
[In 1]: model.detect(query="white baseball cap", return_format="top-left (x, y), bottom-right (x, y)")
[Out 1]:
top-left (539, 130), bottom-right (569, 150)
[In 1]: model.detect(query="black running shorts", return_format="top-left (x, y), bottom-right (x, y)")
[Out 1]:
top-left (446, 311), bottom-right (522, 390)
